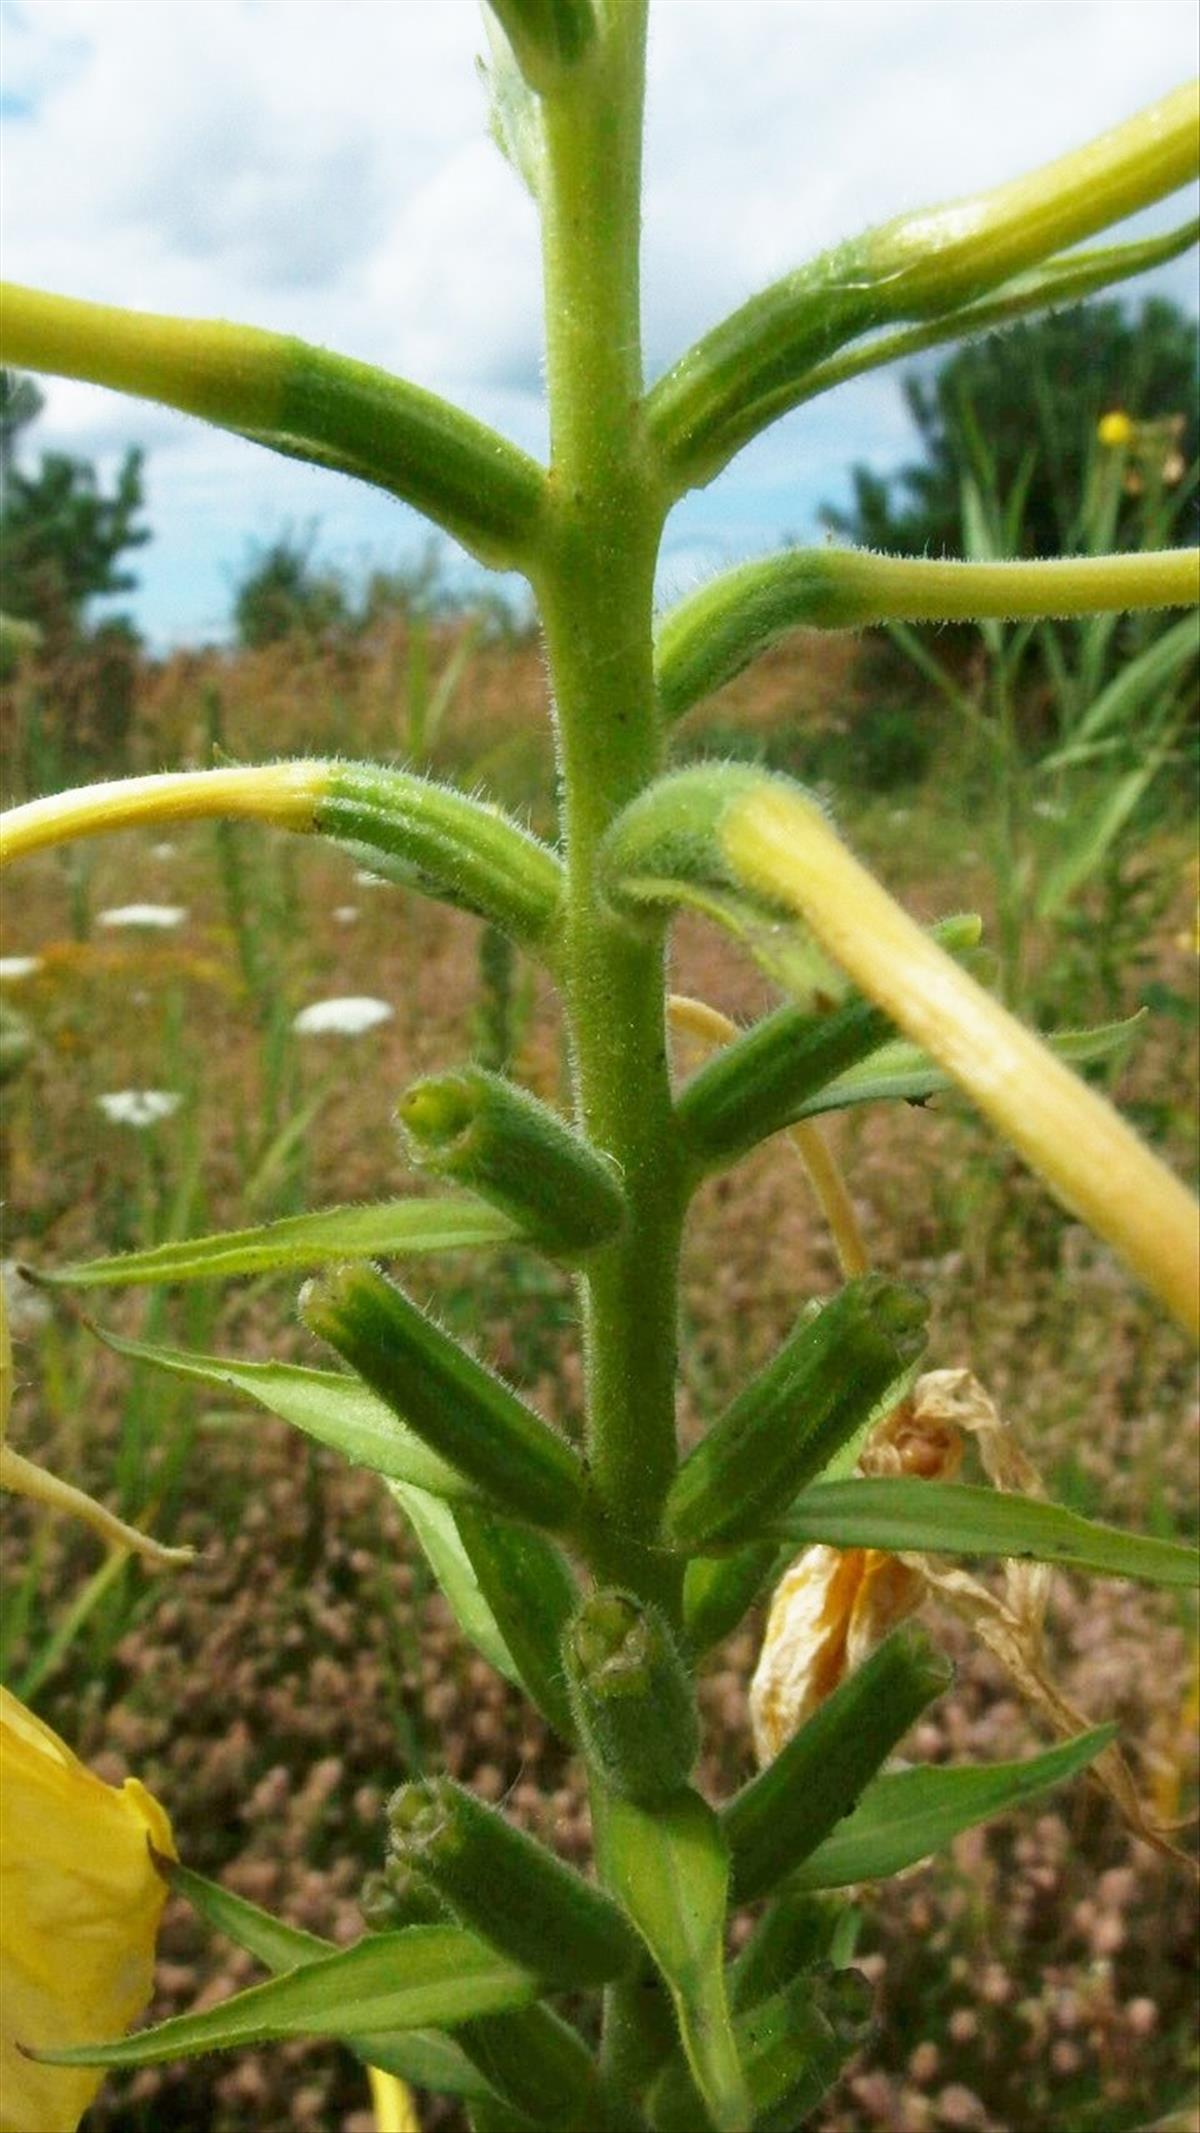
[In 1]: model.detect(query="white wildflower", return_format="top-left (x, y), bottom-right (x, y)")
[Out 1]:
top-left (292, 996), bottom-right (393, 1037)
top-left (96, 1090), bottom-right (183, 1128)
top-left (0, 958), bottom-right (42, 983)
top-left (97, 904), bottom-right (188, 931)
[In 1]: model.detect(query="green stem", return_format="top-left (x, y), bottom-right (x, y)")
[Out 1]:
top-left (535, 3), bottom-right (683, 1565)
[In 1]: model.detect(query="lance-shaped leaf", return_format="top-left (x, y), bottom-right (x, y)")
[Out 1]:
top-left (647, 1971), bottom-right (873, 2133)
top-left (167, 1861), bottom-right (493, 2100)
top-left (303, 1263), bottom-right (587, 1530)
top-left (655, 547), bottom-right (1199, 725)
top-left (783, 216), bottom-right (1200, 414)
top-left (36, 1198), bottom-right (520, 1290)
top-left (646, 82), bottom-right (1199, 489)
top-left (773, 1479), bottom-right (1200, 1589)
top-left (592, 1785), bottom-right (750, 2133)
top-left (314, 762), bottom-right (564, 948)
top-left (0, 285), bottom-right (547, 570)
top-left (789, 1727), bottom-right (1116, 1892)
top-left (399, 1067), bottom-right (624, 1255)
top-left (39, 1927), bottom-right (539, 2069)
top-left (388, 1483), bottom-right (522, 1683)
top-left (664, 1278), bottom-right (928, 1552)
top-left (601, 764), bottom-right (1199, 1336)
top-left (723, 1630), bottom-right (952, 1904)
top-left (89, 1328), bottom-right (479, 1501)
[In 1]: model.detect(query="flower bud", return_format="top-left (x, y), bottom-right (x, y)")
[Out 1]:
top-left (387, 1775), bottom-right (636, 1988)
top-left (302, 1262), bottom-right (585, 1531)
top-left (664, 1275), bottom-right (929, 1551)
top-left (563, 1589), bottom-right (699, 1806)
top-left (399, 1066), bottom-right (624, 1255)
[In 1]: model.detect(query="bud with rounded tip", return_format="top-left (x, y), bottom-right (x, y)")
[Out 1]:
top-left (399, 1065), bottom-right (625, 1256)
top-left (387, 1774), bottom-right (636, 1988)
top-left (563, 1589), bottom-right (699, 1806)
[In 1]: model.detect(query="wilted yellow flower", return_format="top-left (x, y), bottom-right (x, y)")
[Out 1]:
top-left (0, 1687), bottom-right (176, 2133)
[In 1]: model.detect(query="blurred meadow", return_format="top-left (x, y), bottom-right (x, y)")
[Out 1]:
top-left (1, 316), bottom-right (1198, 2133)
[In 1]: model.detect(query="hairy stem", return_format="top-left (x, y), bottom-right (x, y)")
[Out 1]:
top-left (535, 1), bottom-right (683, 1568)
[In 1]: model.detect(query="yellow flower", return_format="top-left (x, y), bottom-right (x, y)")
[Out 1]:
top-left (0, 1687), bottom-right (176, 2133)
top-left (1097, 409), bottom-right (1134, 447)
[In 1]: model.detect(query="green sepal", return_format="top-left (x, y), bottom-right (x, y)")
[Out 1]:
top-left (646, 1970), bottom-right (873, 2133)
top-left (663, 1276), bottom-right (928, 1551)
top-left (682, 1542), bottom-right (783, 1657)
top-left (40, 1927), bottom-right (538, 2068)
top-left (167, 1861), bottom-right (489, 2099)
top-left (316, 762), bottom-right (563, 948)
top-left (387, 1774), bottom-right (637, 1988)
top-left (399, 1066), bottom-right (624, 1255)
top-left (562, 1589), bottom-right (699, 1807)
top-left (302, 1263), bottom-right (586, 1531)
top-left (455, 1504), bottom-right (580, 1739)
top-left (457, 2006), bottom-right (602, 2129)
top-left (773, 1479), bottom-right (1200, 1589)
top-left (592, 1785), bottom-right (750, 2133)
top-left (723, 1629), bottom-right (953, 1904)
top-left (789, 1726), bottom-right (1117, 1891)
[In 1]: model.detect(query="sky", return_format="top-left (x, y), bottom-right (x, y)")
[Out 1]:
top-left (2, 0), bottom-right (1197, 650)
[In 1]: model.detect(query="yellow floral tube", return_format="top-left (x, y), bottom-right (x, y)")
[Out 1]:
top-left (0, 764), bottom-right (327, 868)
top-left (0, 1688), bottom-right (176, 2133)
top-left (721, 784), bottom-right (1199, 1338)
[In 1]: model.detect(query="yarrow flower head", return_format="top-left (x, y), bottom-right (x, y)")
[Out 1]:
top-left (0, 1686), bottom-right (176, 2133)
top-left (96, 904), bottom-right (188, 931)
top-left (293, 996), bottom-right (394, 1037)
top-left (96, 1090), bottom-right (182, 1128)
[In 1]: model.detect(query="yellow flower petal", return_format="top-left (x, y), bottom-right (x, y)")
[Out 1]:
top-left (368, 2063), bottom-right (420, 2132)
top-left (0, 1687), bottom-right (175, 2133)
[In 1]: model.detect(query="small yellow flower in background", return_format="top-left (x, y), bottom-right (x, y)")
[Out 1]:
top-left (368, 2063), bottom-right (420, 2132)
top-left (0, 1686), bottom-right (176, 2133)
top-left (1097, 409), bottom-right (1134, 447)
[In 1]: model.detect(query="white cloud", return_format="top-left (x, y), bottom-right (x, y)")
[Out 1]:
top-left (3, 0), bottom-right (1195, 646)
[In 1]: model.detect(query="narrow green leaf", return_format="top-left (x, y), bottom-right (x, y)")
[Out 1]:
top-left (167, 1862), bottom-right (492, 2099)
top-left (592, 1786), bottom-right (750, 2133)
top-left (388, 1483), bottom-right (521, 1685)
top-left (774, 1480), bottom-right (1200, 1589)
top-left (790, 1728), bottom-right (1117, 1891)
top-left (38, 1197), bottom-right (520, 1289)
top-left (92, 1329), bottom-right (480, 1502)
top-left (41, 1927), bottom-right (538, 2068)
